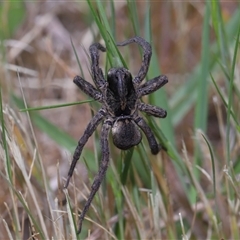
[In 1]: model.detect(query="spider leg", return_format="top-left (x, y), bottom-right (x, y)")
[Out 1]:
top-left (77, 119), bottom-right (112, 234)
top-left (117, 36), bottom-right (152, 85)
top-left (64, 109), bottom-right (105, 189)
top-left (134, 116), bottom-right (161, 154)
top-left (89, 43), bottom-right (107, 90)
top-left (137, 75), bottom-right (168, 98)
top-left (138, 102), bottom-right (167, 118)
top-left (73, 75), bottom-right (103, 102)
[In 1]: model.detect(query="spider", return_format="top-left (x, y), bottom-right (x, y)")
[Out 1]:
top-left (64, 36), bottom-right (168, 234)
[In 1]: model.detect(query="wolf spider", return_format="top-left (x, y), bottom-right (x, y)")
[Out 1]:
top-left (64, 36), bottom-right (168, 234)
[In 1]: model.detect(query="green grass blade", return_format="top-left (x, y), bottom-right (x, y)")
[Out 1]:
top-left (120, 149), bottom-right (134, 185)
top-left (0, 89), bottom-right (12, 181)
top-left (109, 0), bottom-right (116, 39)
top-left (143, 1), bottom-right (151, 41)
top-left (86, 0), bottom-right (125, 68)
top-left (126, 0), bottom-right (140, 36)
top-left (226, 25), bottom-right (240, 162)
top-left (132, 146), bottom-right (151, 187)
top-left (210, 73), bottom-right (239, 127)
top-left (142, 0), bottom-right (174, 145)
top-left (19, 99), bottom-right (94, 112)
top-left (64, 190), bottom-right (79, 239)
top-left (201, 133), bottom-right (216, 197)
top-left (148, 48), bottom-right (175, 144)
top-left (192, 3), bottom-right (211, 193)
top-left (211, 0), bottom-right (231, 72)
top-left (108, 166), bottom-right (124, 239)
top-left (0, 1), bottom-right (25, 39)
top-left (194, 2), bottom-right (210, 132)
top-left (70, 37), bottom-right (84, 77)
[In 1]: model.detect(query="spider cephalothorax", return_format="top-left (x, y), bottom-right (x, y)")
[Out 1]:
top-left (64, 36), bottom-right (168, 234)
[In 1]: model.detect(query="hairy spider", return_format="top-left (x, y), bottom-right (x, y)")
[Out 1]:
top-left (64, 36), bottom-right (168, 234)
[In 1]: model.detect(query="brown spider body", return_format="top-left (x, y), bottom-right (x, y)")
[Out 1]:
top-left (106, 67), bottom-right (137, 116)
top-left (64, 36), bottom-right (168, 234)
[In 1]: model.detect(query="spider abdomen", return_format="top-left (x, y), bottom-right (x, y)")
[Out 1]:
top-left (112, 119), bottom-right (142, 150)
